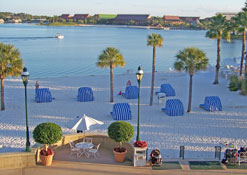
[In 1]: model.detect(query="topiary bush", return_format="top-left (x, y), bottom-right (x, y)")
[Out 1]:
top-left (108, 121), bottom-right (134, 152)
top-left (33, 122), bottom-right (62, 152)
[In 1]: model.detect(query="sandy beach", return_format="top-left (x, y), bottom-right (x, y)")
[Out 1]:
top-left (0, 70), bottom-right (247, 159)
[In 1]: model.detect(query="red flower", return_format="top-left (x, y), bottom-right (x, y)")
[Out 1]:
top-left (134, 141), bottom-right (147, 148)
top-left (40, 148), bottom-right (54, 156)
top-left (114, 147), bottom-right (126, 153)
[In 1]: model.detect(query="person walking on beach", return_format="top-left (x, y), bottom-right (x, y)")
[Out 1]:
top-left (35, 80), bottom-right (39, 89)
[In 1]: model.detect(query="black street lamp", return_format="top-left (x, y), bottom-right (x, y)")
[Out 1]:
top-left (136, 66), bottom-right (143, 142)
top-left (21, 67), bottom-right (31, 152)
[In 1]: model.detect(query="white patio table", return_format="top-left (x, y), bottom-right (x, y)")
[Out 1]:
top-left (75, 142), bottom-right (94, 157)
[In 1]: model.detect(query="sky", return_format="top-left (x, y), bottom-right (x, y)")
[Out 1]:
top-left (0, 0), bottom-right (246, 18)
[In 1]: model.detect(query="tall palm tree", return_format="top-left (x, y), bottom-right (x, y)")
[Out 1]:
top-left (206, 14), bottom-right (230, 84)
top-left (0, 43), bottom-right (23, 111)
top-left (174, 47), bottom-right (208, 112)
top-left (147, 33), bottom-right (163, 106)
top-left (97, 47), bottom-right (125, 103)
top-left (233, 3), bottom-right (247, 77)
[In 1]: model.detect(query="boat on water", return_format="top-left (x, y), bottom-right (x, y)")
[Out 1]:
top-left (56, 33), bottom-right (64, 39)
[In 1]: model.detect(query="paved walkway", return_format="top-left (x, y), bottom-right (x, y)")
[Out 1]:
top-left (1, 160), bottom-right (247, 175)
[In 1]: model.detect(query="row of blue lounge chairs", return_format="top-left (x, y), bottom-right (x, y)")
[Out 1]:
top-left (35, 86), bottom-right (139, 103)
top-left (157, 83), bottom-right (222, 116)
top-left (35, 84), bottom-right (222, 120)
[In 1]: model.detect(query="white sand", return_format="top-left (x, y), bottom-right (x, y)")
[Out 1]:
top-left (0, 70), bottom-right (247, 159)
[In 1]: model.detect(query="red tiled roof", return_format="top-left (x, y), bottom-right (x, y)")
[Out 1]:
top-left (60, 14), bottom-right (71, 19)
top-left (73, 14), bottom-right (90, 19)
top-left (163, 15), bottom-right (180, 21)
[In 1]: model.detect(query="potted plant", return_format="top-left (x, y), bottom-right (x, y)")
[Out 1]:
top-left (134, 140), bottom-right (147, 148)
top-left (33, 122), bottom-right (62, 166)
top-left (108, 121), bottom-right (134, 162)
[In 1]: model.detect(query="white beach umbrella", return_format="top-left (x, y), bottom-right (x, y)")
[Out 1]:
top-left (71, 114), bottom-right (104, 132)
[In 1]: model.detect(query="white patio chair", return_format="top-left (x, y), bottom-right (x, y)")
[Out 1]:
top-left (69, 141), bottom-right (81, 158)
top-left (85, 144), bottom-right (100, 159)
top-left (83, 137), bottom-right (93, 143)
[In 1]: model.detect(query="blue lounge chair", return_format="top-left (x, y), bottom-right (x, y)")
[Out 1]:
top-left (35, 88), bottom-right (52, 103)
top-left (77, 87), bottom-right (94, 102)
top-left (156, 84), bottom-right (176, 97)
top-left (124, 86), bottom-right (138, 99)
top-left (200, 96), bottom-right (222, 112)
top-left (110, 103), bottom-right (132, 120)
top-left (162, 99), bottom-right (184, 116)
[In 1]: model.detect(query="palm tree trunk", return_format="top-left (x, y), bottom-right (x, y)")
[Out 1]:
top-left (149, 46), bottom-right (156, 106)
top-left (110, 63), bottom-right (114, 103)
top-left (213, 38), bottom-right (221, 84)
top-left (240, 30), bottom-right (246, 77)
top-left (1, 77), bottom-right (5, 111)
top-left (187, 74), bottom-right (193, 112)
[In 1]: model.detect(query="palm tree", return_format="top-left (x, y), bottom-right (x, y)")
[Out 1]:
top-left (206, 14), bottom-right (230, 84)
top-left (97, 47), bottom-right (125, 103)
top-left (174, 47), bottom-right (208, 112)
top-left (0, 43), bottom-right (23, 111)
top-left (232, 3), bottom-right (247, 77)
top-left (147, 33), bottom-right (164, 106)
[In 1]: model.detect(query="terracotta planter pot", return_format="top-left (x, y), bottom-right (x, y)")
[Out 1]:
top-left (113, 150), bottom-right (127, 163)
top-left (40, 154), bottom-right (54, 166)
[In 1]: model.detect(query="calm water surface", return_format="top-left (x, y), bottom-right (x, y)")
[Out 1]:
top-left (0, 24), bottom-right (242, 78)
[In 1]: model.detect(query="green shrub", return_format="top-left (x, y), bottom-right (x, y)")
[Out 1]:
top-left (33, 122), bottom-right (62, 145)
top-left (108, 121), bottom-right (134, 149)
top-left (229, 75), bottom-right (241, 91)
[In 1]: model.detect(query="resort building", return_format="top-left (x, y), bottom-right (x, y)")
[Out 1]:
top-left (216, 12), bottom-right (238, 20)
top-left (163, 15), bottom-right (183, 24)
top-left (163, 15), bottom-right (200, 25)
top-left (114, 14), bottom-right (151, 25)
top-left (73, 14), bottom-right (90, 21)
top-left (0, 19), bottom-right (4, 24)
top-left (179, 16), bottom-right (200, 24)
top-left (60, 14), bottom-right (71, 20)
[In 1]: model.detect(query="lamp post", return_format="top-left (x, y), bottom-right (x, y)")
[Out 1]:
top-left (136, 66), bottom-right (143, 142)
top-left (21, 67), bottom-right (30, 152)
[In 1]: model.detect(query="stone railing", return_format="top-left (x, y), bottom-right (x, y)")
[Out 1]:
top-left (0, 150), bottom-right (36, 170)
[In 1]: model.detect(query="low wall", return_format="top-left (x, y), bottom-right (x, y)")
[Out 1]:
top-left (53, 133), bottom-right (134, 161)
top-left (0, 151), bottom-right (36, 170)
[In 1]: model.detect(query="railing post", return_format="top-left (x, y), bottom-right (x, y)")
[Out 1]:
top-left (180, 146), bottom-right (185, 160)
top-left (215, 146), bottom-right (221, 160)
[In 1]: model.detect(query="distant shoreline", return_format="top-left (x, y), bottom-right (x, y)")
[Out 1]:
top-left (49, 23), bottom-right (205, 31)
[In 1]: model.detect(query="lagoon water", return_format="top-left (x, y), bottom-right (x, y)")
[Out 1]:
top-left (0, 24), bottom-right (242, 78)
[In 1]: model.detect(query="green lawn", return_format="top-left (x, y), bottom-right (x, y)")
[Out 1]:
top-left (152, 161), bottom-right (182, 170)
top-left (189, 161), bottom-right (223, 170)
top-left (98, 14), bottom-right (117, 19)
top-left (226, 163), bottom-right (247, 169)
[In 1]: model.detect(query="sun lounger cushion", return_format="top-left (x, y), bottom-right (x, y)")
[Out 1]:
top-left (77, 87), bottom-right (94, 102)
top-left (124, 86), bottom-right (138, 99)
top-left (111, 103), bottom-right (132, 120)
top-left (200, 96), bottom-right (222, 112)
top-left (35, 88), bottom-right (52, 103)
top-left (160, 84), bottom-right (176, 97)
top-left (163, 99), bottom-right (184, 116)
